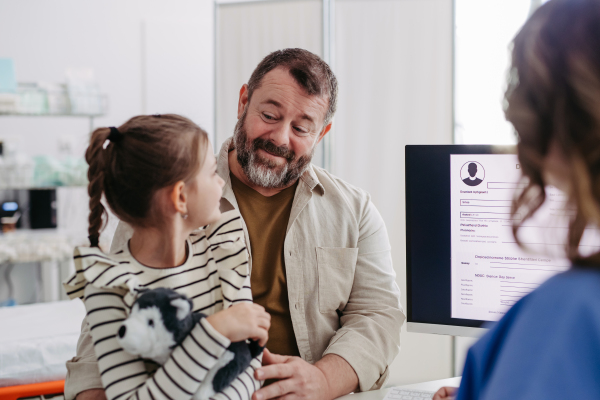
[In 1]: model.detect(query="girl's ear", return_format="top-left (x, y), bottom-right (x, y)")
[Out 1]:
top-left (170, 181), bottom-right (187, 215)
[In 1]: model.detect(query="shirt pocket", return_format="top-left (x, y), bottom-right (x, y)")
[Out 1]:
top-left (316, 247), bottom-right (359, 313)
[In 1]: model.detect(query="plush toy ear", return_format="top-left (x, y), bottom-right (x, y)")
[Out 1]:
top-left (170, 298), bottom-right (192, 320)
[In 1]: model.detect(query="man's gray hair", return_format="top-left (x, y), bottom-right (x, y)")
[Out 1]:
top-left (247, 48), bottom-right (338, 127)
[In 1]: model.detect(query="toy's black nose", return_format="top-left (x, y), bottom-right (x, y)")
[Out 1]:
top-left (118, 325), bottom-right (126, 338)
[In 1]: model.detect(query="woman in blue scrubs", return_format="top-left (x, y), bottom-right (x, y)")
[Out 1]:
top-left (436, 0), bottom-right (600, 398)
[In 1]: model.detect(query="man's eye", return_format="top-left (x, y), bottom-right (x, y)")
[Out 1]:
top-left (263, 113), bottom-right (274, 120)
top-left (148, 319), bottom-right (154, 327)
top-left (294, 127), bottom-right (308, 134)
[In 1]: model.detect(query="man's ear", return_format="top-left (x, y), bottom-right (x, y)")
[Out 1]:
top-left (237, 84), bottom-right (249, 119)
top-left (316, 121), bottom-right (333, 145)
top-left (170, 181), bottom-right (187, 215)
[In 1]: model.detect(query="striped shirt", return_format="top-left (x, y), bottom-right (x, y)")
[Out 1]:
top-left (63, 210), bottom-right (261, 400)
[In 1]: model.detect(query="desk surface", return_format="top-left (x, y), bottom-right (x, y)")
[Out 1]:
top-left (337, 377), bottom-right (462, 400)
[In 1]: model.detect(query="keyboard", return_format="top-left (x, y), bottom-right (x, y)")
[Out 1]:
top-left (383, 387), bottom-right (435, 400)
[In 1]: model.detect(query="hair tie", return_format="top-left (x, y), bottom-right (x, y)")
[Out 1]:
top-left (108, 127), bottom-right (124, 143)
top-left (88, 235), bottom-right (99, 248)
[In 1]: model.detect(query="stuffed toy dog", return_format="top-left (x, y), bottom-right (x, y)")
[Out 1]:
top-left (116, 287), bottom-right (263, 399)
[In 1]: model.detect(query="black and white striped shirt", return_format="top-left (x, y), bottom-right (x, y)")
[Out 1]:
top-left (64, 211), bottom-right (261, 400)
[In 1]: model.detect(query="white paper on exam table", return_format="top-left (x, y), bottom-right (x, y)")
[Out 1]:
top-left (0, 299), bottom-right (86, 386)
top-left (383, 387), bottom-right (435, 400)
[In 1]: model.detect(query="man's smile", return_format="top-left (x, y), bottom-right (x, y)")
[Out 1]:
top-left (258, 148), bottom-right (286, 161)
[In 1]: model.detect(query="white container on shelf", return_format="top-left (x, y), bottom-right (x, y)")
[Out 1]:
top-left (66, 68), bottom-right (103, 115)
top-left (16, 83), bottom-right (47, 115)
top-left (0, 93), bottom-right (18, 113)
top-left (39, 82), bottom-right (70, 115)
top-left (3, 155), bottom-right (17, 188)
top-left (15, 155), bottom-right (34, 188)
top-left (2, 151), bottom-right (33, 189)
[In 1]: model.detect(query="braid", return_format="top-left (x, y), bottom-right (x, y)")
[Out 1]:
top-left (82, 115), bottom-right (208, 236)
top-left (85, 128), bottom-right (111, 247)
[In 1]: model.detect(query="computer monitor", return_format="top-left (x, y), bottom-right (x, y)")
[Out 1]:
top-left (405, 145), bottom-right (574, 337)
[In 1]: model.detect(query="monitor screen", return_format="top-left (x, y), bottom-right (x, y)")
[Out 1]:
top-left (405, 145), bottom-right (591, 336)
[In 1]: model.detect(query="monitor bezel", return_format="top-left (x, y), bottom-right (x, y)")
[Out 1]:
top-left (405, 144), bottom-right (517, 337)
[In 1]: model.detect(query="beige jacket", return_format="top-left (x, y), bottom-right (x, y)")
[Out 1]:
top-left (64, 138), bottom-right (404, 398)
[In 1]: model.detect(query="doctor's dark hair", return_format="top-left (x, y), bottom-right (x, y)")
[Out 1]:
top-left (507, 0), bottom-right (600, 265)
top-left (85, 114), bottom-right (209, 247)
top-left (246, 48), bottom-right (338, 127)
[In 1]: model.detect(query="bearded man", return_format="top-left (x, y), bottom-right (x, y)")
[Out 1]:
top-left (66, 48), bottom-right (404, 400)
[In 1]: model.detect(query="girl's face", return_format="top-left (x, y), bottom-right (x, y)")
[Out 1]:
top-left (186, 143), bottom-right (225, 228)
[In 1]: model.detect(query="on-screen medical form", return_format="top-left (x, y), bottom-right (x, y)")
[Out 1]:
top-left (450, 154), bottom-right (600, 321)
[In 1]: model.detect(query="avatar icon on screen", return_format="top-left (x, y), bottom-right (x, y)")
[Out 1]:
top-left (461, 162), bottom-right (484, 187)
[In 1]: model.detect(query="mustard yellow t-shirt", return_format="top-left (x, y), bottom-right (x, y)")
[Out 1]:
top-left (230, 172), bottom-right (300, 357)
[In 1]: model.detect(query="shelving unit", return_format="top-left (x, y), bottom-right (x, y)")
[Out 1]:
top-left (0, 83), bottom-right (108, 131)
top-left (0, 185), bottom-right (86, 190)
top-left (0, 105), bottom-right (103, 188)
top-left (0, 82), bottom-right (107, 306)
top-left (0, 111), bottom-right (105, 132)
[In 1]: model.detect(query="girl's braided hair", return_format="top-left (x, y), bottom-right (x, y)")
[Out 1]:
top-left (85, 114), bottom-right (209, 247)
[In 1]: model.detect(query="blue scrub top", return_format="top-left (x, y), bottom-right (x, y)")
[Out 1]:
top-left (457, 269), bottom-right (600, 400)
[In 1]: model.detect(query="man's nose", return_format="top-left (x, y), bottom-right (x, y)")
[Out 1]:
top-left (265, 123), bottom-right (292, 148)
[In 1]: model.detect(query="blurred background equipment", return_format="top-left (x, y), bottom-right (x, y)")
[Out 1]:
top-left (29, 189), bottom-right (57, 230)
top-left (0, 201), bottom-right (20, 231)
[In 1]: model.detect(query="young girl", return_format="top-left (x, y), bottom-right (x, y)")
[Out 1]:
top-left (63, 114), bottom-right (270, 400)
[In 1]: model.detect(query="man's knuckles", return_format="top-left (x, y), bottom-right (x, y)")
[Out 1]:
top-left (275, 382), bottom-right (289, 397)
top-left (260, 380), bottom-right (289, 399)
top-left (279, 364), bottom-right (296, 378)
top-left (287, 356), bottom-right (302, 364)
top-left (296, 375), bottom-right (309, 389)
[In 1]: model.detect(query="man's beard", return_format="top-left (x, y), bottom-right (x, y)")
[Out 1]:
top-left (233, 110), bottom-right (315, 189)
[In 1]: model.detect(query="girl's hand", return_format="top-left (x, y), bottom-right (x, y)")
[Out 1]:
top-left (206, 303), bottom-right (271, 346)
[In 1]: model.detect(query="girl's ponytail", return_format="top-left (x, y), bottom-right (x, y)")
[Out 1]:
top-left (85, 127), bottom-right (111, 247)
top-left (83, 115), bottom-right (207, 244)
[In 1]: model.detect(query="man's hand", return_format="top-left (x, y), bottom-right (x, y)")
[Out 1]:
top-left (252, 349), bottom-right (331, 400)
top-left (432, 386), bottom-right (457, 400)
top-left (76, 389), bottom-right (107, 400)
